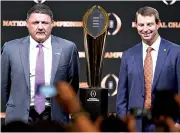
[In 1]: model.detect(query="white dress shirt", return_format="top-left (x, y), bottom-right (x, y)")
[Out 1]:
top-left (142, 36), bottom-right (161, 82)
top-left (29, 36), bottom-right (52, 106)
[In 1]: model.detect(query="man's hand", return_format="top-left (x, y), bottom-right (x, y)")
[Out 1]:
top-left (55, 82), bottom-right (81, 114)
top-left (175, 123), bottom-right (180, 129)
top-left (121, 114), bottom-right (136, 132)
top-left (55, 81), bottom-right (99, 132)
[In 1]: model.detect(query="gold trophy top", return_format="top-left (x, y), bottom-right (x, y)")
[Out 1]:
top-left (82, 5), bottom-right (109, 39)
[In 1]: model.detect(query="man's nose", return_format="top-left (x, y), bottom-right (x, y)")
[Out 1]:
top-left (143, 25), bottom-right (148, 32)
top-left (37, 22), bottom-right (43, 30)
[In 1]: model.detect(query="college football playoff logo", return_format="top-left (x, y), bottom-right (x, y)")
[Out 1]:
top-left (101, 74), bottom-right (119, 96)
top-left (33, 0), bottom-right (46, 3)
top-left (90, 90), bottom-right (96, 98)
top-left (108, 13), bottom-right (122, 35)
top-left (162, 0), bottom-right (177, 5)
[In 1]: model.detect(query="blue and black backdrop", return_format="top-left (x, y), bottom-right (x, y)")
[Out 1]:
top-left (1, 1), bottom-right (180, 115)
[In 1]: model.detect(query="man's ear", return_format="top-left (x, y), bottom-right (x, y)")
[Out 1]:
top-left (51, 20), bottom-right (54, 27)
top-left (134, 21), bottom-right (137, 28)
top-left (26, 19), bottom-right (28, 28)
top-left (157, 20), bottom-right (161, 30)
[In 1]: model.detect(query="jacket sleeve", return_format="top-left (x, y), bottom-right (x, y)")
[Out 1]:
top-left (116, 51), bottom-right (128, 118)
top-left (67, 43), bottom-right (80, 93)
top-left (176, 51), bottom-right (180, 123)
top-left (1, 43), bottom-right (11, 105)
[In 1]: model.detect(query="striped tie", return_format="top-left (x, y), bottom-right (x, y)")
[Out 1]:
top-left (144, 47), bottom-right (153, 109)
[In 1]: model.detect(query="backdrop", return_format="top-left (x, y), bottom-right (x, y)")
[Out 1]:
top-left (1, 1), bottom-right (180, 114)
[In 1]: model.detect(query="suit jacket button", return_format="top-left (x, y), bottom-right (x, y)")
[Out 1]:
top-left (142, 94), bottom-right (144, 98)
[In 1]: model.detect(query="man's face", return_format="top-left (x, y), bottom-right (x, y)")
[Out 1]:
top-left (136, 14), bottom-right (160, 45)
top-left (26, 13), bottom-right (53, 43)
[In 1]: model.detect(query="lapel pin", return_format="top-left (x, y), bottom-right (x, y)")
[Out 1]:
top-left (164, 49), bottom-right (166, 52)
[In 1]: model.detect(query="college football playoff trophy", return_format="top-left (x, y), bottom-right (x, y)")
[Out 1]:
top-left (79, 5), bottom-right (109, 121)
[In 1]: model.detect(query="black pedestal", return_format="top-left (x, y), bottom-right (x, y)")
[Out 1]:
top-left (79, 88), bottom-right (108, 121)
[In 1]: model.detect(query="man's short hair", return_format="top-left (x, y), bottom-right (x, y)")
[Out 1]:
top-left (27, 3), bottom-right (53, 20)
top-left (135, 6), bottom-right (160, 23)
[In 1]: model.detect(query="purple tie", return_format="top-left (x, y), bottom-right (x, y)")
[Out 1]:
top-left (34, 44), bottom-right (45, 114)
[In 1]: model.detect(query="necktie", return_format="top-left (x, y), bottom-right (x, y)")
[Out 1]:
top-left (34, 44), bottom-right (45, 114)
top-left (144, 47), bottom-right (153, 109)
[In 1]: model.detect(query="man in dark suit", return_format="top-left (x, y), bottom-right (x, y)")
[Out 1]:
top-left (116, 6), bottom-right (180, 131)
top-left (1, 3), bottom-right (79, 124)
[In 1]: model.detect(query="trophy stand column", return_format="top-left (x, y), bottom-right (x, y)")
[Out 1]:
top-left (79, 88), bottom-right (108, 121)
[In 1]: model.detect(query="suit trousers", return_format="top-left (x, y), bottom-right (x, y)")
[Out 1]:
top-left (28, 106), bottom-right (51, 123)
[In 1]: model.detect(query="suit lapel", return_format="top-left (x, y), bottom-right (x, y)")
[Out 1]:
top-left (50, 35), bottom-right (62, 83)
top-left (19, 36), bottom-right (30, 88)
top-left (134, 43), bottom-right (145, 92)
top-left (152, 39), bottom-right (169, 90)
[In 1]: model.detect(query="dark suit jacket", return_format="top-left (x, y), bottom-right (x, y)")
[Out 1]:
top-left (1, 35), bottom-right (79, 124)
top-left (116, 38), bottom-right (180, 131)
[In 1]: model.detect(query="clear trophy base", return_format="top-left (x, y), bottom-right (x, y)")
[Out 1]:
top-left (79, 87), bottom-right (108, 121)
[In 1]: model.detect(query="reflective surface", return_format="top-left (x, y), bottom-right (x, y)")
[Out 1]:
top-left (83, 5), bottom-right (109, 87)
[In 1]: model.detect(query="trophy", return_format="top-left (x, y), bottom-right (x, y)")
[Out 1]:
top-left (79, 5), bottom-right (109, 121)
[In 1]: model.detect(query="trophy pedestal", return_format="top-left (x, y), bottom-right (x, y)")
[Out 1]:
top-left (79, 88), bottom-right (108, 121)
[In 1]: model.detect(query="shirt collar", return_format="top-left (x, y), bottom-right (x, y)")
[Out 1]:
top-left (30, 35), bottom-right (51, 49)
top-left (142, 35), bottom-right (161, 52)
